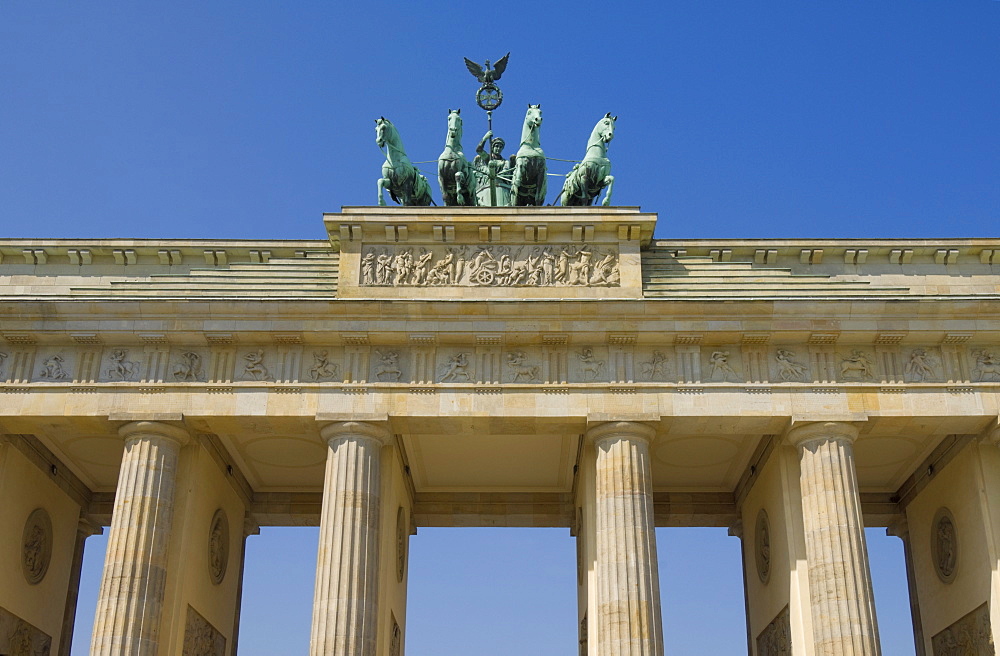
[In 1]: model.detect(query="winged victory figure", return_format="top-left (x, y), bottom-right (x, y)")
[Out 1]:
top-left (464, 53), bottom-right (510, 84)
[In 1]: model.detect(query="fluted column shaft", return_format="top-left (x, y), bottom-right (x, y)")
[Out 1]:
top-left (310, 421), bottom-right (391, 656)
top-left (91, 421), bottom-right (190, 656)
top-left (790, 422), bottom-right (880, 655)
top-left (589, 421), bottom-right (664, 656)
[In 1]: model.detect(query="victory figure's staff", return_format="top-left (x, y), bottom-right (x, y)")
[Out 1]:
top-left (465, 52), bottom-right (511, 206)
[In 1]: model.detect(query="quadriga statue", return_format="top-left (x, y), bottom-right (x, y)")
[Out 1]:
top-left (375, 117), bottom-right (433, 207)
top-left (437, 109), bottom-right (476, 206)
top-left (558, 113), bottom-right (617, 206)
top-left (510, 104), bottom-right (547, 206)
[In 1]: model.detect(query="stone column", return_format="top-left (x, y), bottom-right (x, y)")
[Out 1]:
top-left (728, 520), bottom-right (753, 656)
top-left (588, 421), bottom-right (663, 656)
top-left (788, 421), bottom-right (880, 655)
top-left (310, 421), bottom-right (391, 656)
top-left (886, 518), bottom-right (925, 656)
top-left (230, 515), bottom-right (260, 656)
top-left (58, 516), bottom-right (103, 656)
top-left (91, 421), bottom-right (190, 656)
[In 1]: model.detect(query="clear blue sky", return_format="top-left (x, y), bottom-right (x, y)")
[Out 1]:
top-left (2, 2), bottom-right (997, 654)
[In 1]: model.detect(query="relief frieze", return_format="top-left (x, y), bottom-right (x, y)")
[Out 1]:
top-left (1, 343), bottom-right (999, 388)
top-left (360, 243), bottom-right (620, 287)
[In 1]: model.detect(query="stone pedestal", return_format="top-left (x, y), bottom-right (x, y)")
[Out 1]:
top-left (310, 421), bottom-right (392, 656)
top-left (91, 421), bottom-right (190, 656)
top-left (789, 422), bottom-right (880, 655)
top-left (588, 421), bottom-right (663, 656)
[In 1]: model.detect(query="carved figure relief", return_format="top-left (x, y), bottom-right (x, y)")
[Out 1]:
top-left (774, 349), bottom-right (807, 382)
top-left (208, 509), bottom-right (229, 585)
top-left (374, 350), bottom-right (402, 382)
top-left (506, 351), bottom-right (539, 382)
top-left (0, 605), bottom-right (52, 656)
top-left (360, 244), bottom-right (619, 288)
top-left (840, 349), bottom-right (875, 380)
top-left (640, 350), bottom-right (669, 380)
top-left (932, 602), bottom-right (994, 655)
top-left (396, 507), bottom-right (407, 582)
top-left (389, 616), bottom-right (402, 656)
top-left (932, 508), bottom-right (958, 583)
top-left (439, 352), bottom-right (472, 382)
top-left (173, 351), bottom-right (204, 381)
top-left (106, 348), bottom-right (139, 381)
top-left (973, 349), bottom-right (1000, 382)
top-left (183, 605), bottom-right (226, 656)
top-left (756, 606), bottom-right (791, 656)
top-left (22, 508), bottom-right (52, 585)
top-left (241, 349), bottom-right (270, 381)
top-left (708, 350), bottom-right (739, 382)
top-left (904, 348), bottom-right (938, 382)
top-left (309, 350), bottom-right (339, 381)
top-left (39, 355), bottom-right (67, 380)
top-left (577, 348), bottom-right (605, 381)
top-left (755, 509), bottom-right (771, 584)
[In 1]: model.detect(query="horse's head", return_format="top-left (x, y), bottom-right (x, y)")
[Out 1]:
top-left (525, 104), bottom-right (543, 129)
top-left (375, 116), bottom-right (394, 149)
top-left (446, 108), bottom-right (463, 143)
top-left (596, 113), bottom-right (617, 144)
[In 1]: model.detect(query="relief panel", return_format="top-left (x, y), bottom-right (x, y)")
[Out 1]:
top-left (0, 605), bottom-right (52, 656)
top-left (972, 348), bottom-right (1000, 383)
top-left (360, 243), bottom-right (620, 288)
top-left (772, 348), bottom-right (809, 383)
top-left (932, 602), bottom-right (994, 655)
top-left (183, 605), bottom-right (226, 656)
top-left (573, 347), bottom-right (608, 383)
top-left (636, 348), bottom-right (673, 382)
top-left (100, 347), bottom-right (142, 382)
top-left (756, 605), bottom-right (791, 656)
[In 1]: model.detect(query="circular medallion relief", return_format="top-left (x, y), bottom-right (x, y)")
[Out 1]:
top-left (22, 508), bottom-right (53, 585)
top-left (396, 507), bottom-right (407, 582)
top-left (755, 509), bottom-right (771, 584)
top-left (208, 509), bottom-right (230, 585)
top-left (932, 507), bottom-right (958, 583)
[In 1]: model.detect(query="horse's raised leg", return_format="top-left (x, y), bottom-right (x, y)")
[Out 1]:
top-left (377, 177), bottom-right (388, 206)
top-left (601, 175), bottom-right (615, 207)
top-left (438, 169), bottom-right (449, 205)
top-left (455, 171), bottom-right (465, 206)
top-left (539, 168), bottom-right (548, 206)
top-left (509, 160), bottom-right (522, 207)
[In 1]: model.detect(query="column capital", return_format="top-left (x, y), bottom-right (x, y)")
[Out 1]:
top-left (886, 516), bottom-right (909, 539)
top-left (786, 421), bottom-right (859, 449)
top-left (78, 515), bottom-right (104, 539)
top-left (983, 420), bottom-right (1000, 448)
top-left (728, 518), bottom-right (744, 539)
top-left (118, 421), bottom-right (191, 449)
top-left (319, 420), bottom-right (392, 447)
top-left (586, 420), bottom-right (656, 447)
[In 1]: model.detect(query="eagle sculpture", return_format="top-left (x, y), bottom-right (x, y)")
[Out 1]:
top-left (464, 53), bottom-right (510, 85)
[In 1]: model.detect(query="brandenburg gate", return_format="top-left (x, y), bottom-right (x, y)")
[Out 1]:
top-left (1, 206), bottom-right (998, 655)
